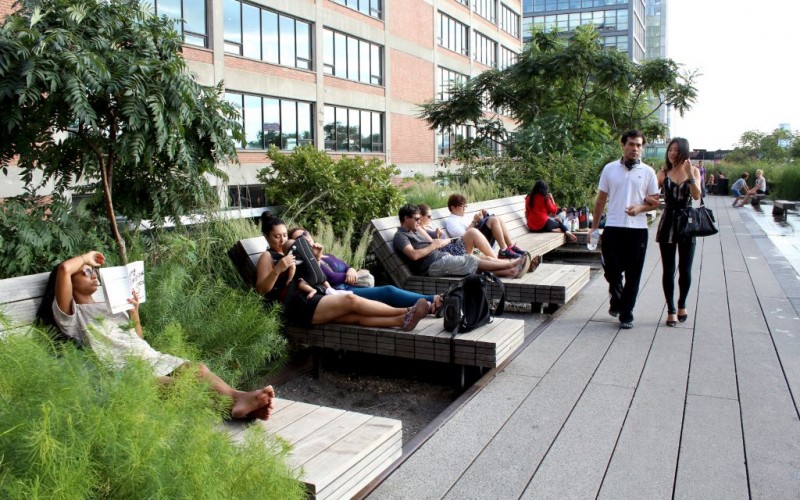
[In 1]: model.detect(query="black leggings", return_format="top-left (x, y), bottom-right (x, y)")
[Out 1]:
top-left (659, 239), bottom-right (696, 313)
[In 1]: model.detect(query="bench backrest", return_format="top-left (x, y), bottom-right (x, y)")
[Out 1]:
top-left (228, 236), bottom-right (269, 287)
top-left (0, 272), bottom-right (51, 330)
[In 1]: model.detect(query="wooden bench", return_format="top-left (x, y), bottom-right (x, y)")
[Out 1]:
top-left (0, 272), bottom-right (401, 499)
top-left (228, 237), bottom-right (525, 369)
top-left (370, 195), bottom-right (592, 312)
top-left (773, 199), bottom-right (796, 220)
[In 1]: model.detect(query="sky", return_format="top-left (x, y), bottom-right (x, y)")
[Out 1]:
top-left (667, 0), bottom-right (800, 151)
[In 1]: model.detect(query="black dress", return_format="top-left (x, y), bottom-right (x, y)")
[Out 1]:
top-left (264, 249), bottom-right (323, 328)
top-left (656, 177), bottom-right (693, 244)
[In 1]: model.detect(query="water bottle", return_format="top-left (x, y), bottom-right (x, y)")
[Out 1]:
top-left (587, 229), bottom-right (600, 251)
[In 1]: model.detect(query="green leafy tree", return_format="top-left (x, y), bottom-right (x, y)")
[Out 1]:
top-left (728, 128), bottom-right (798, 162)
top-left (0, 0), bottom-right (244, 263)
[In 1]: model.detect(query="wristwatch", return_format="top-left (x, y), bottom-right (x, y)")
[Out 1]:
top-left (687, 178), bottom-right (696, 185)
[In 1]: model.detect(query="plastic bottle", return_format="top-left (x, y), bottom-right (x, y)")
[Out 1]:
top-left (587, 229), bottom-right (600, 251)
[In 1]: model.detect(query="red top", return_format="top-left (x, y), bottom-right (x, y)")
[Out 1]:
top-left (525, 193), bottom-right (557, 231)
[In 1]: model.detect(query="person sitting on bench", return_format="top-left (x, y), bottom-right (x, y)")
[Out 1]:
top-left (288, 227), bottom-right (443, 314)
top-left (737, 169), bottom-right (766, 207)
top-left (525, 180), bottom-right (578, 243)
top-left (417, 203), bottom-right (503, 260)
top-left (443, 194), bottom-right (526, 259)
top-left (257, 214), bottom-right (429, 332)
top-left (37, 251), bottom-right (276, 421)
top-left (730, 172), bottom-right (750, 207)
top-left (393, 204), bottom-right (531, 279)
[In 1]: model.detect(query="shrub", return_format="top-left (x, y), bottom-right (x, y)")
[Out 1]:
top-left (0, 194), bottom-right (115, 279)
top-left (404, 177), bottom-right (508, 209)
top-left (311, 221), bottom-right (372, 270)
top-left (258, 145), bottom-right (404, 236)
top-left (0, 330), bottom-right (304, 499)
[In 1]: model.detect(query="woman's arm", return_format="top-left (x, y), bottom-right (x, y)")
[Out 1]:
top-left (320, 254), bottom-right (349, 286)
top-left (255, 251), bottom-right (295, 295)
top-left (128, 290), bottom-right (143, 338)
top-left (545, 194), bottom-right (558, 215)
top-left (55, 251), bottom-right (105, 315)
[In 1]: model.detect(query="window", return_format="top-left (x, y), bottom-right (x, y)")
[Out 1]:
top-left (154, 0), bottom-right (208, 47)
top-left (228, 185), bottom-right (266, 208)
top-left (438, 125), bottom-right (473, 156)
top-left (500, 4), bottom-right (520, 38)
top-left (331, 0), bottom-right (382, 19)
top-left (225, 92), bottom-right (313, 150)
top-left (438, 67), bottom-right (469, 101)
top-left (473, 31), bottom-right (497, 68)
top-left (438, 12), bottom-right (469, 56)
top-left (323, 29), bottom-right (383, 85)
top-left (223, 2), bottom-right (312, 70)
top-left (324, 105), bottom-right (383, 153)
top-left (498, 45), bottom-right (518, 69)
top-left (532, 8), bottom-right (628, 33)
top-left (474, 0), bottom-right (496, 23)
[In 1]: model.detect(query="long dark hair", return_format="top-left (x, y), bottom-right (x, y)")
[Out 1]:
top-left (528, 180), bottom-right (548, 208)
top-left (665, 137), bottom-right (690, 171)
top-left (260, 211), bottom-right (285, 236)
top-left (34, 266), bottom-right (63, 339)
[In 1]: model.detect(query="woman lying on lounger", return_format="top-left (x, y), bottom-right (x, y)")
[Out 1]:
top-left (256, 214), bottom-right (429, 332)
top-left (287, 227), bottom-right (443, 314)
top-left (36, 251), bottom-right (275, 420)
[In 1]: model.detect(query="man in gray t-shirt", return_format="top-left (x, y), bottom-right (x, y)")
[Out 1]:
top-left (392, 204), bottom-right (528, 278)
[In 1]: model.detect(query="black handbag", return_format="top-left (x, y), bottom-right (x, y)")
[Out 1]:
top-left (288, 237), bottom-right (327, 287)
top-left (679, 198), bottom-right (718, 238)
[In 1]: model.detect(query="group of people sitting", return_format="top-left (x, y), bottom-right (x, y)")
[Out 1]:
top-left (35, 185), bottom-right (576, 422)
top-left (730, 169), bottom-right (767, 207)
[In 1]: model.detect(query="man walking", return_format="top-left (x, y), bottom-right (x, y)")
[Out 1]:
top-left (591, 130), bottom-right (660, 329)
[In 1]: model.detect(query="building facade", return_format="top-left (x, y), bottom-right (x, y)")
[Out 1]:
top-left (0, 0), bottom-right (522, 206)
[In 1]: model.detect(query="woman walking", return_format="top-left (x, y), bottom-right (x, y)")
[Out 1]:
top-left (656, 137), bottom-right (702, 326)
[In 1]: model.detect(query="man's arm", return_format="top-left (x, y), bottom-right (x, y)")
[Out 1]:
top-left (591, 191), bottom-right (608, 231)
top-left (399, 239), bottom-right (446, 261)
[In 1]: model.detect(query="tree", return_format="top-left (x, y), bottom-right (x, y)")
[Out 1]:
top-left (420, 26), bottom-right (697, 153)
top-left (728, 128), bottom-right (798, 162)
top-left (0, 0), bottom-right (244, 262)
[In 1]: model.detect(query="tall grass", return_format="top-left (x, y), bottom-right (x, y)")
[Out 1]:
top-left (0, 329), bottom-right (305, 499)
top-left (718, 159), bottom-right (800, 200)
top-left (404, 177), bottom-right (510, 209)
top-left (311, 221), bottom-right (372, 269)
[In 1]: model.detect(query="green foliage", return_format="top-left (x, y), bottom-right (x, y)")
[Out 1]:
top-left (258, 145), bottom-right (404, 236)
top-left (0, 0), bottom-right (244, 262)
top-left (727, 128), bottom-right (799, 163)
top-left (0, 193), bottom-right (115, 278)
top-left (403, 177), bottom-right (509, 209)
top-left (0, 331), bottom-right (304, 499)
top-left (311, 221), bottom-right (372, 270)
top-left (718, 159), bottom-right (800, 201)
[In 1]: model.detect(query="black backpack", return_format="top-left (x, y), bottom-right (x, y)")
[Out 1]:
top-left (441, 272), bottom-right (505, 334)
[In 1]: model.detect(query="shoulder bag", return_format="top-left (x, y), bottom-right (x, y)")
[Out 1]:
top-left (678, 197), bottom-right (718, 238)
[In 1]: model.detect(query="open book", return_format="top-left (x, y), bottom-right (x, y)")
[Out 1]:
top-left (98, 261), bottom-right (146, 314)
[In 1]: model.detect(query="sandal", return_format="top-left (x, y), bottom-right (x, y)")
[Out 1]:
top-left (678, 308), bottom-right (688, 322)
top-left (430, 294), bottom-right (444, 317)
top-left (528, 254), bottom-right (541, 273)
top-left (402, 298), bottom-right (430, 331)
top-left (666, 311), bottom-right (677, 327)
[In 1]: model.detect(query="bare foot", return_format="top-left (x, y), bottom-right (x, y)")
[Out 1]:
top-left (231, 385), bottom-right (275, 420)
top-left (566, 231), bottom-right (578, 243)
top-left (430, 294), bottom-right (443, 315)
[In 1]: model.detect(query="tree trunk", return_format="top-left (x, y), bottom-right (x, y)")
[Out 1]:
top-left (98, 154), bottom-right (127, 264)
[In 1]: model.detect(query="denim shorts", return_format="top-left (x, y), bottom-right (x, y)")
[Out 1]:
top-left (427, 254), bottom-right (480, 277)
top-left (731, 188), bottom-right (742, 196)
top-left (440, 237), bottom-right (467, 256)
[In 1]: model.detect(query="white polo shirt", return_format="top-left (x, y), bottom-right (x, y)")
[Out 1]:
top-left (598, 159), bottom-right (659, 229)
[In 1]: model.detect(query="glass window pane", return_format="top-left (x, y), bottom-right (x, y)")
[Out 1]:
top-left (224, 93), bottom-right (244, 147)
top-left (334, 33), bottom-right (347, 78)
top-left (372, 113), bottom-right (382, 152)
top-left (183, 0), bottom-right (207, 36)
top-left (336, 107), bottom-right (348, 150)
top-left (297, 102), bottom-right (312, 146)
top-left (242, 4), bottom-right (260, 59)
top-left (223, 0), bottom-right (241, 45)
top-left (323, 29), bottom-right (334, 73)
top-left (262, 11), bottom-right (278, 64)
top-left (348, 109), bottom-right (360, 151)
top-left (296, 22), bottom-right (310, 69)
top-left (324, 105), bottom-right (336, 150)
top-left (359, 41), bottom-right (370, 84)
top-left (244, 95), bottom-right (263, 149)
top-left (263, 98), bottom-right (280, 148)
top-left (371, 45), bottom-right (381, 84)
top-left (281, 100), bottom-right (297, 150)
top-left (347, 37), bottom-right (359, 81)
top-left (279, 16), bottom-right (295, 67)
top-left (360, 110), bottom-right (371, 152)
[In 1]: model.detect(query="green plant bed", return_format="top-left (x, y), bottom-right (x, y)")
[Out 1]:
top-left (0, 329), bottom-right (305, 499)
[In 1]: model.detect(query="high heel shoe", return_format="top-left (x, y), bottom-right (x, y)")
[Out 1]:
top-left (677, 308), bottom-right (688, 322)
top-left (666, 311), bottom-right (677, 327)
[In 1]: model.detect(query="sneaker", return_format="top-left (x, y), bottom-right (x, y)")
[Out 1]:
top-left (510, 243), bottom-right (526, 255)
top-left (619, 320), bottom-right (634, 329)
top-left (402, 298), bottom-right (429, 331)
top-left (513, 254), bottom-right (530, 279)
top-left (732, 200), bottom-right (738, 207)
top-left (498, 248), bottom-right (522, 259)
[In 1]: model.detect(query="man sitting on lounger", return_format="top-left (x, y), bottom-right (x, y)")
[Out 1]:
top-left (393, 204), bottom-right (530, 279)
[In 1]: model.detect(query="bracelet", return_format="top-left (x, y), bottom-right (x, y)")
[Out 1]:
top-left (687, 178), bottom-right (696, 185)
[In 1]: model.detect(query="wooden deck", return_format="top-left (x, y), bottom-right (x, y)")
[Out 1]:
top-left (369, 194), bottom-right (800, 499)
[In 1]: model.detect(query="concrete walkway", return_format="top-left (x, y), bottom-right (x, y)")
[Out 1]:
top-left (369, 194), bottom-right (800, 499)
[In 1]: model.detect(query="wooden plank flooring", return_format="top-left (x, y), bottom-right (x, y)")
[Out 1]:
top-left (370, 195), bottom-right (800, 499)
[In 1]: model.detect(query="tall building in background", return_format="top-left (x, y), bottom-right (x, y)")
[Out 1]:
top-left (645, 0), bottom-right (669, 137)
top-left (0, 0), bottom-right (522, 206)
top-left (522, 0), bottom-right (646, 62)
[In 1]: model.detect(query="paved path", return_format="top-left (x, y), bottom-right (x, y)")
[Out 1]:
top-left (370, 194), bottom-right (800, 499)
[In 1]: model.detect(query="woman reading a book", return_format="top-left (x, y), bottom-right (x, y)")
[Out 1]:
top-left (256, 214), bottom-right (429, 331)
top-left (37, 251), bottom-right (275, 420)
top-left (287, 227), bottom-right (443, 314)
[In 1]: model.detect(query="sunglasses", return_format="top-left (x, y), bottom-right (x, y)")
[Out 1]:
top-left (413, 216), bottom-right (421, 222)
top-left (294, 230), bottom-right (309, 239)
top-left (81, 267), bottom-right (97, 278)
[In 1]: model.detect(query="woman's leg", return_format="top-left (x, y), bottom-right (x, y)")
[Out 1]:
top-left (659, 241), bottom-right (678, 313)
top-left (462, 228), bottom-right (498, 257)
top-left (312, 293), bottom-right (407, 324)
top-left (486, 216), bottom-right (512, 248)
top-left (353, 285), bottom-right (434, 308)
top-left (676, 237), bottom-right (696, 312)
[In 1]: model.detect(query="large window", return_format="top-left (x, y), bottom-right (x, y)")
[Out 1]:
top-left (223, 1), bottom-right (312, 70)
top-left (323, 29), bottom-right (383, 85)
top-left (331, 0), bottom-right (382, 20)
top-left (324, 105), bottom-right (383, 153)
top-left (531, 8), bottom-right (628, 33)
top-left (228, 185), bottom-right (266, 208)
top-left (498, 45), bottom-right (518, 69)
top-left (154, 0), bottom-right (208, 47)
top-left (500, 4), bottom-right (520, 38)
top-left (225, 92), bottom-right (313, 150)
top-left (473, 31), bottom-right (497, 68)
top-left (602, 35), bottom-right (628, 52)
top-left (438, 67), bottom-right (469, 101)
top-left (474, 0), bottom-right (496, 23)
top-left (528, 0), bottom-right (627, 12)
top-left (438, 125), bottom-right (473, 156)
top-left (438, 12), bottom-right (469, 56)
